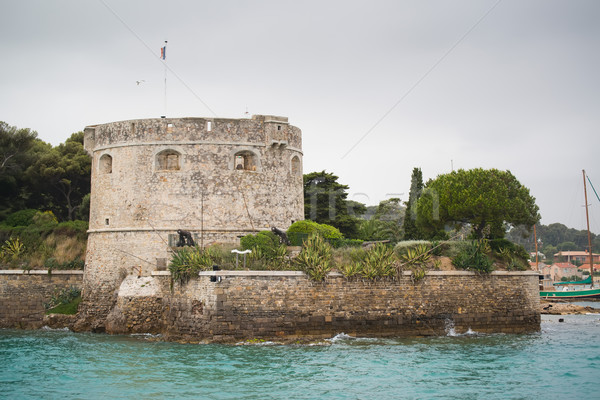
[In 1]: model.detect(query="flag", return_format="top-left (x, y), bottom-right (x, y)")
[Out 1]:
top-left (160, 46), bottom-right (166, 60)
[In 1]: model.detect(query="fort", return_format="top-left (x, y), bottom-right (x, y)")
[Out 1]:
top-left (77, 115), bottom-right (304, 330)
top-left (0, 114), bottom-right (541, 339)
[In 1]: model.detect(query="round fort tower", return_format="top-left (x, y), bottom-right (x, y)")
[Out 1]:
top-left (80, 115), bottom-right (303, 326)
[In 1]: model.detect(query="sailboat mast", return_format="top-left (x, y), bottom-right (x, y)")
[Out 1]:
top-left (583, 169), bottom-right (594, 287)
top-left (534, 224), bottom-right (539, 270)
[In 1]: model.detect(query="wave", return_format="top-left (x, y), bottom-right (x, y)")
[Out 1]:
top-left (445, 319), bottom-right (480, 337)
top-left (40, 326), bottom-right (71, 332)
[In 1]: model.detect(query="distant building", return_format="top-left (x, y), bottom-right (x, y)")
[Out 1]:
top-left (553, 251), bottom-right (600, 265)
top-left (549, 262), bottom-right (583, 282)
top-left (529, 261), bottom-right (546, 272)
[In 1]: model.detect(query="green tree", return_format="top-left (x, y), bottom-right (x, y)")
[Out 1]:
top-left (506, 222), bottom-right (599, 253)
top-left (303, 171), bottom-right (365, 238)
top-left (26, 132), bottom-right (91, 220)
top-left (416, 168), bottom-right (540, 239)
top-left (558, 241), bottom-right (577, 251)
top-left (541, 244), bottom-right (557, 261)
top-left (0, 122), bottom-right (38, 175)
top-left (374, 198), bottom-right (404, 222)
top-left (358, 215), bottom-right (401, 242)
top-left (366, 198), bottom-right (404, 242)
top-left (403, 167), bottom-right (424, 240)
top-left (0, 122), bottom-right (41, 217)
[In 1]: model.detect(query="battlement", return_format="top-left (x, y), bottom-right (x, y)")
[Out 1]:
top-left (83, 115), bottom-right (301, 155)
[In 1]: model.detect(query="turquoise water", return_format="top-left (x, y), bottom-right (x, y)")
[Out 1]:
top-left (1, 314), bottom-right (600, 400)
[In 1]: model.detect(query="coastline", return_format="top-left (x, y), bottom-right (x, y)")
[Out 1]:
top-left (540, 300), bottom-right (600, 315)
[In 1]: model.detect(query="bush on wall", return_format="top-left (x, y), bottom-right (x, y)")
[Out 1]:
top-left (287, 220), bottom-right (343, 246)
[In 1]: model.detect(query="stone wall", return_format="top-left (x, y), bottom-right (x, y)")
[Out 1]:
top-left (81, 114), bottom-right (304, 329)
top-left (1, 269), bottom-right (540, 340)
top-left (102, 270), bottom-right (541, 342)
top-left (0, 270), bottom-right (83, 329)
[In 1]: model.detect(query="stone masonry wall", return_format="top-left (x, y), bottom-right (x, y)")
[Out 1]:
top-left (105, 270), bottom-right (541, 342)
top-left (1, 270), bottom-right (540, 341)
top-left (0, 270), bottom-right (83, 329)
top-left (81, 115), bottom-right (304, 330)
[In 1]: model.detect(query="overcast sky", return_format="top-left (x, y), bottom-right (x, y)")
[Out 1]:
top-left (2, 0), bottom-right (599, 234)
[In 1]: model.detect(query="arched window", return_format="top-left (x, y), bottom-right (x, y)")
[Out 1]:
top-left (156, 149), bottom-right (181, 171)
top-left (234, 150), bottom-right (258, 171)
top-left (291, 155), bottom-right (301, 176)
top-left (99, 154), bottom-right (112, 174)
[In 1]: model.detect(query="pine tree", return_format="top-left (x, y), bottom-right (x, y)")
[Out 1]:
top-left (403, 167), bottom-right (423, 240)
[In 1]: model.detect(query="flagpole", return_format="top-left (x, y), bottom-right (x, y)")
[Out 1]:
top-left (163, 40), bottom-right (167, 118)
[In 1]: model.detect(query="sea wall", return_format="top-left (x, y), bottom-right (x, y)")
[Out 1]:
top-left (0, 269), bottom-right (540, 340)
top-left (0, 270), bottom-right (83, 329)
top-left (104, 270), bottom-right (541, 342)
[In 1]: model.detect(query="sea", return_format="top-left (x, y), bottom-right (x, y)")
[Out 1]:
top-left (1, 307), bottom-right (600, 400)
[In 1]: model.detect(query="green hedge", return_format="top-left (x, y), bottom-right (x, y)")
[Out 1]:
top-left (287, 220), bottom-right (343, 239)
top-left (240, 231), bottom-right (280, 254)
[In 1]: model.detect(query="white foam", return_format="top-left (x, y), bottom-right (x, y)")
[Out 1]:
top-left (235, 340), bottom-right (277, 346)
top-left (40, 326), bottom-right (71, 332)
top-left (327, 333), bottom-right (355, 342)
top-left (445, 319), bottom-right (480, 337)
top-left (130, 333), bottom-right (163, 338)
top-left (444, 319), bottom-right (457, 336)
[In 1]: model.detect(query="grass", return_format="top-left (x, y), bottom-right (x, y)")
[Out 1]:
top-left (45, 296), bottom-right (81, 315)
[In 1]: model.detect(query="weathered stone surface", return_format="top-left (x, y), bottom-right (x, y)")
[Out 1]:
top-left (0, 269), bottom-right (540, 341)
top-left (80, 115), bottom-right (304, 328)
top-left (102, 270), bottom-right (540, 342)
top-left (0, 270), bottom-right (83, 329)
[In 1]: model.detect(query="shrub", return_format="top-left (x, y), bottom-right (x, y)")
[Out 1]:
top-left (0, 214), bottom-right (88, 269)
top-left (240, 231), bottom-right (280, 255)
top-left (399, 244), bottom-right (431, 282)
top-left (287, 221), bottom-right (343, 245)
top-left (44, 286), bottom-right (81, 311)
top-left (438, 241), bottom-right (469, 258)
top-left (358, 243), bottom-right (396, 280)
top-left (45, 296), bottom-right (81, 315)
top-left (338, 261), bottom-right (361, 278)
top-left (394, 241), bottom-right (431, 256)
top-left (44, 258), bottom-right (85, 271)
top-left (54, 220), bottom-right (89, 240)
top-left (44, 257), bottom-right (59, 270)
top-left (452, 240), bottom-right (493, 273)
top-left (335, 244), bottom-right (397, 280)
top-left (488, 238), bottom-right (514, 253)
top-left (495, 242), bottom-right (529, 271)
top-left (240, 231), bottom-right (291, 270)
top-left (332, 246), bottom-right (366, 269)
top-left (3, 209), bottom-right (38, 227)
top-left (327, 238), bottom-right (363, 248)
top-left (294, 234), bottom-right (333, 281)
top-left (169, 246), bottom-right (216, 284)
top-left (399, 244), bottom-right (431, 267)
top-left (32, 211), bottom-right (58, 227)
top-left (1, 237), bottom-right (24, 259)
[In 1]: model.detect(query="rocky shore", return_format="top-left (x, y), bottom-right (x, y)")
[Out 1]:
top-left (540, 300), bottom-right (600, 315)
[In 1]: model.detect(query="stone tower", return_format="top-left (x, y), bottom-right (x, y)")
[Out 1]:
top-left (79, 115), bottom-right (303, 329)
